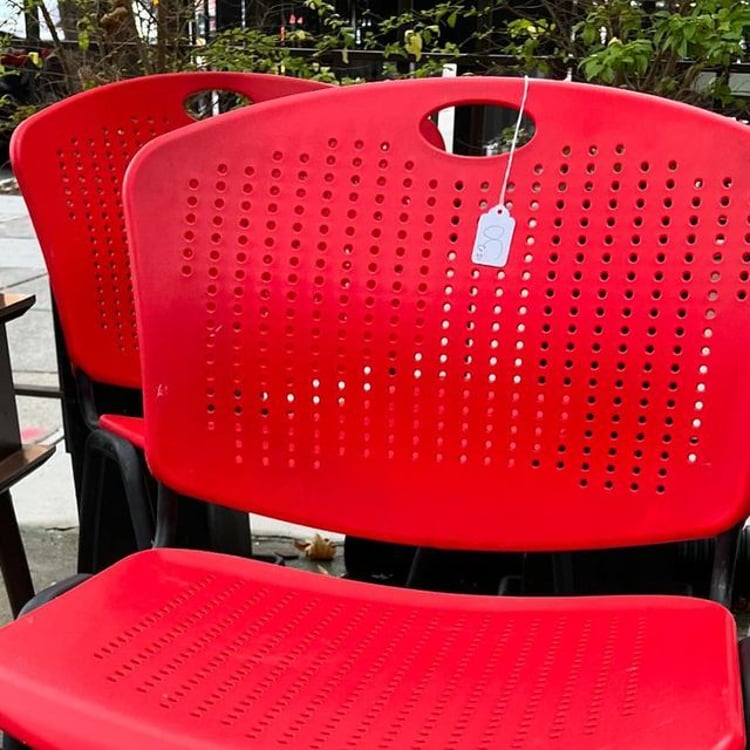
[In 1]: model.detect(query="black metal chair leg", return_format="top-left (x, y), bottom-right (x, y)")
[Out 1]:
top-left (344, 536), bottom-right (418, 586)
top-left (52, 303), bottom-right (87, 509)
top-left (710, 523), bottom-right (742, 608)
top-left (78, 429), bottom-right (155, 574)
top-left (207, 504), bottom-right (252, 558)
top-left (156, 484), bottom-right (254, 559)
top-left (173, 491), bottom-right (252, 558)
top-left (0, 490), bottom-right (34, 618)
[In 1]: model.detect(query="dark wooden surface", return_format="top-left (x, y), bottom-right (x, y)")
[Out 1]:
top-left (0, 294), bottom-right (37, 462)
top-left (0, 490), bottom-right (34, 618)
top-left (0, 292), bottom-right (56, 618)
top-left (0, 294), bottom-right (35, 325)
top-left (0, 326), bottom-right (20, 463)
top-left (0, 444), bottom-right (55, 496)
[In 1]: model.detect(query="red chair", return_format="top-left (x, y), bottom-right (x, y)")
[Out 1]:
top-left (0, 77), bottom-right (749, 747)
top-left (10, 72), bottom-right (330, 572)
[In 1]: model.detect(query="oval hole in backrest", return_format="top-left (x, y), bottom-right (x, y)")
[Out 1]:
top-left (420, 117), bottom-right (447, 151)
top-left (184, 89), bottom-right (253, 121)
top-left (423, 102), bottom-right (535, 157)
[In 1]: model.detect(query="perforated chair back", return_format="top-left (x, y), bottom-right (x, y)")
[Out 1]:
top-left (11, 72), bottom-right (329, 388)
top-left (125, 78), bottom-right (750, 551)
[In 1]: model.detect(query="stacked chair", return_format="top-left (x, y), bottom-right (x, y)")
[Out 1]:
top-left (10, 72), bottom-right (329, 572)
top-left (0, 76), bottom-right (749, 747)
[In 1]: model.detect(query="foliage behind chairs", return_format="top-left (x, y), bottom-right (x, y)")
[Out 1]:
top-left (4, 1), bottom-right (750, 112)
top-left (0, 47), bottom-right (65, 165)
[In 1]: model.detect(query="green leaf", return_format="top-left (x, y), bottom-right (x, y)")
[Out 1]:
top-left (581, 24), bottom-right (598, 46)
top-left (404, 30), bottom-right (424, 61)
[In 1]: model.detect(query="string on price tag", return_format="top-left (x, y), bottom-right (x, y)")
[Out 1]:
top-left (471, 75), bottom-right (530, 268)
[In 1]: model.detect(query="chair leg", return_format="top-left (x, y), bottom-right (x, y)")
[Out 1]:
top-left (0, 490), bottom-right (34, 618)
top-left (207, 504), bottom-right (252, 558)
top-left (77, 433), bottom-right (105, 573)
top-left (155, 484), bottom-right (253, 558)
top-left (345, 536), bottom-right (418, 586)
top-left (77, 429), bottom-right (155, 574)
top-left (173, 496), bottom-right (252, 557)
top-left (710, 523), bottom-right (742, 608)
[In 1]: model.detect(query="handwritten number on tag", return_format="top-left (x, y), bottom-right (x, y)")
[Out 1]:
top-left (471, 204), bottom-right (516, 268)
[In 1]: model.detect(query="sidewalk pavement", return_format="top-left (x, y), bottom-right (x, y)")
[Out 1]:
top-left (0, 188), bottom-right (344, 624)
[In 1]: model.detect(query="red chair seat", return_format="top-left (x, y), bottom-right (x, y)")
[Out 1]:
top-left (99, 414), bottom-right (145, 450)
top-left (0, 549), bottom-right (742, 749)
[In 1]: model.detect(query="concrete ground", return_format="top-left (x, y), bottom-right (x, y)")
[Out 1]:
top-left (0, 184), bottom-right (344, 626)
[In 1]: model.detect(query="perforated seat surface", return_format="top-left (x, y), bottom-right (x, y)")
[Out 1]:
top-left (0, 549), bottom-right (741, 749)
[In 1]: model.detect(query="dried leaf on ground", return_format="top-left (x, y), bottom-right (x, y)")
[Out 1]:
top-left (294, 533), bottom-right (336, 561)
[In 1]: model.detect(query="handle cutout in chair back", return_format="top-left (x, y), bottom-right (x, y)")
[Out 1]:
top-left (183, 90), bottom-right (253, 121)
top-left (422, 102), bottom-right (535, 157)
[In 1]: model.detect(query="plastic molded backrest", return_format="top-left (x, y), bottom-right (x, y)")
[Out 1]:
top-left (126, 78), bottom-right (750, 551)
top-left (11, 72), bottom-right (329, 388)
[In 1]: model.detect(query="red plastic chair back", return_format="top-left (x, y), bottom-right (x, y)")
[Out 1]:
top-left (11, 72), bottom-right (329, 388)
top-left (125, 78), bottom-right (750, 551)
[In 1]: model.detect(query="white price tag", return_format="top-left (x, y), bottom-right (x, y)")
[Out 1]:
top-left (471, 204), bottom-right (516, 268)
